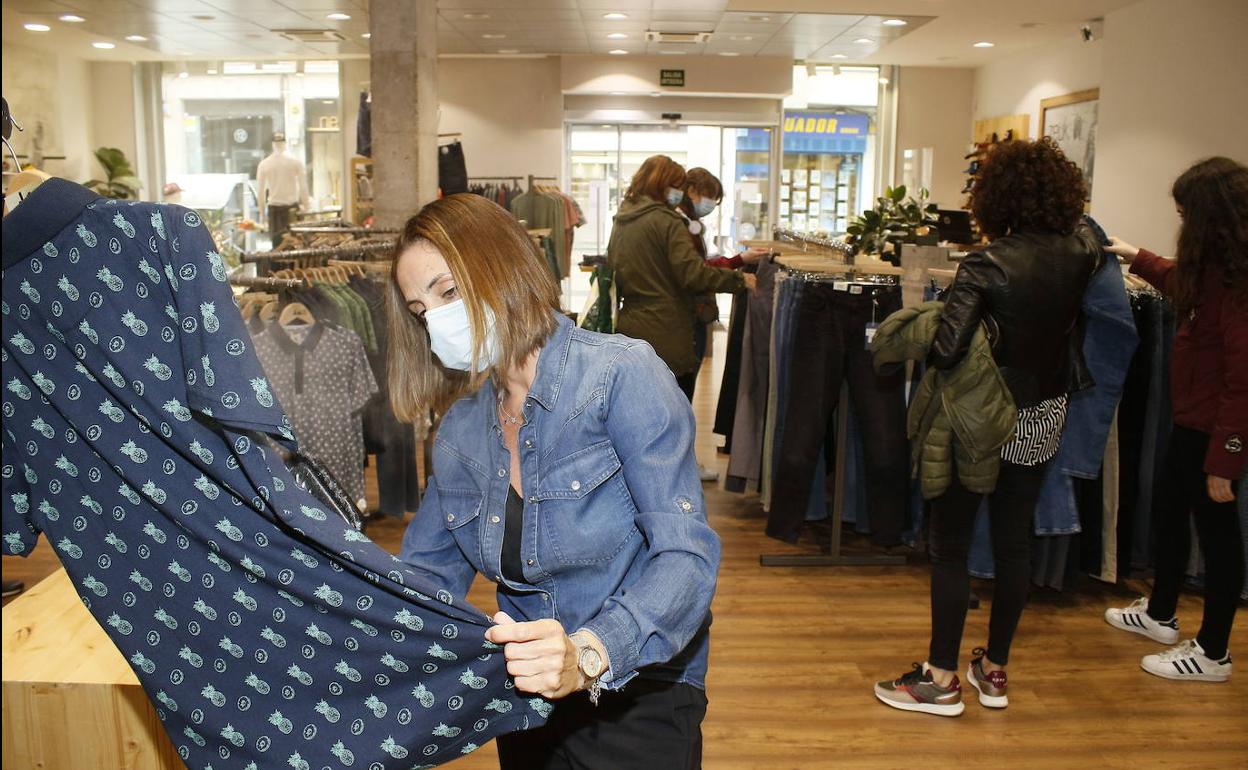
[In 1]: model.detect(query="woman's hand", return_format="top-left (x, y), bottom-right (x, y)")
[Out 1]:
top-left (485, 612), bottom-right (582, 699)
top-left (1106, 236), bottom-right (1140, 263)
top-left (742, 273), bottom-right (758, 293)
top-left (739, 247), bottom-right (770, 265)
top-left (1207, 474), bottom-right (1235, 504)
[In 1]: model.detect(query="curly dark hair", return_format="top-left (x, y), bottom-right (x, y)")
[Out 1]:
top-left (970, 137), bottom-right (1087, 240)
top-left (1170, 156), bottom-right (1248, 315)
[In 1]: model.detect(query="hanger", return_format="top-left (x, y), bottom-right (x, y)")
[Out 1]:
top-left (278, 301), bottom-right (316, 326)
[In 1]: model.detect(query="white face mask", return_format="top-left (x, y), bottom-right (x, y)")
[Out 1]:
top-left (423, 298), bottom-right (499, 372)
top-left (665, 187), bottom-right (685, 207)
top-left (693, 198), bottom-right (717, 219)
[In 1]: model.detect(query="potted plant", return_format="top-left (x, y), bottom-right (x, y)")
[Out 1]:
top-left (846, 185), bottom-right (940, 259)
top-left (85, 147), bottom-right (141, 199)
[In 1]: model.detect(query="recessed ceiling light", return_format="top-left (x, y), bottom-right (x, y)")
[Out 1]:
top-left (326, 13), bottom-right (351, 21)
top-left (719, 51), bottom-right (740, 57)
top-left (482, 33), bottom-right (506, 39)
top-left (659, 50), bottom-right (686, 55)
top-left (973, 41), bottom-right (995, 48)
top-left (125, 35), bottom-right (148, 42)
top-left (361, 32), bottom-right (371, 38)
top-left (747, 15), bottom-right (771, 23)
top-left (463, 13), bottom-right (490, 20)
top-left (882, 19), bottom-right (907, 27)
top-left (609, 49), bottom-right (628, 55)
top-left (607, 32), bottom-right (628, 39)
top-left (192, 15), bottom-right (214, 21)
top-left (878, 76), bottom-right (890, 84)
top-left (178, 71), bottom-right (189, 78)
top-left (854, 38), bottom-right (873, 44)
top-left (92, 42), bottom-right (116, 49)
top-left (603, 13), bottom-right (628, 20)
top-left (730, 35), bottom-right (754, 41)
top-left (609, 91), bottom-right (627, 95)
top-left (23, 23), bottom-right (51, 32)
top-left (206, 68), bottom-right (219, 74)
top-left (498, 49), bottom-right (520, 54)
top-left (60, 14), bottom-right (86, 23)
top-left (295, 71), bottom-right (306, 77)
top-left (830, 53), bottom-right (848, 59)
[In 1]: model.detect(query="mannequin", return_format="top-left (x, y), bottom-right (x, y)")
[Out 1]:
top-left (255, 130), bottom-right (309, 242)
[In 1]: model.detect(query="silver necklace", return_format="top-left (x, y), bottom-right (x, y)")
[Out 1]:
top-left (498, 395), bottom-right (523, 426)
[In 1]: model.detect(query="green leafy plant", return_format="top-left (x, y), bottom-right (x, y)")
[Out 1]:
top-left (85, 147), bottom-right (141, 199)
top-left (846, 185), bottom-right (939, 256)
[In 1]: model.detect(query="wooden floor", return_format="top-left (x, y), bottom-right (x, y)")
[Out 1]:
top-left (5, 326), bottom-right (1246, 769)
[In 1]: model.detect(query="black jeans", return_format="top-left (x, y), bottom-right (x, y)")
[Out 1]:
top-left (496, 679), bottom-right (707, 770)
top-left (928, 460), bottom-right (1049, 671)
top-left (1146, 425), bottom-right (1243, 659)
top-left (676, 372), bottom-right (697, 402)
top-left (767, 284), bottom-right (909, 545)
top-left (268, 203), bottom-right (296, 240)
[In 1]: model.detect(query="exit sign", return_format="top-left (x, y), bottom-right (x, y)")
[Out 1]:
top-left (660, 69), bottom-right (685, 87)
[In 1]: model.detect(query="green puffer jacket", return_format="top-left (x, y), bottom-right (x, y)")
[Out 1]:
top-left (607, 198), bottom-right (744, 375)
top-left (871, 301), bottom-right (1017, 500)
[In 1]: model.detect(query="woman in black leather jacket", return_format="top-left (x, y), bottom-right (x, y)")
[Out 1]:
top-left (875, 137), bottom-right (1101, 716)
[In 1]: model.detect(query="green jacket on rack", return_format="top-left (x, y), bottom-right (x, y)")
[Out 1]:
top-left (871, 300), bottom-right (1017, 500)
top-left (607, 197), bottom-right (744, 376)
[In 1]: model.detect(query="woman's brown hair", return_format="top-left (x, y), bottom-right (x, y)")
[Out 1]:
top-left (970, 137), bottom-right (1087, 241)
top-left (385, 194), bottom-right (560, 419)
top-left (685, 167), bottom-right (723, 202)
top-left (624, 154), bottom-right (686, 204)
top-left (1170, 156), bottom-right (1248, 315)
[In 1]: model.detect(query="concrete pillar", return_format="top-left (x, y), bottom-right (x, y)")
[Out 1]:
top-left (370, 0), bottom-right (438, 228)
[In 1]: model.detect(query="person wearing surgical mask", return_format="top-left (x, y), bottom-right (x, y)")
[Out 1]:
top-left (388, 193), bottom-right (721, 769)
top-left (607, 156), bottom-right (756, 460)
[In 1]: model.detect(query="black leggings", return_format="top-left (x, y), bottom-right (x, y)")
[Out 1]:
top-left (1146, 425), bottom-right (1243, 660)
top-left (928, 461), bottom-right (1049, 671)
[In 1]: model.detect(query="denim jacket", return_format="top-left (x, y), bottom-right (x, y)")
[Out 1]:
top-left (399, 314), bottom-right (720, 690)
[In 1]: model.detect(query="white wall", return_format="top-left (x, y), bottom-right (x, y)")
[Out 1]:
top-left (1092, 0), bottom-right (1248, 253)
top-left (972, 39), bottom-right (1103, 141)
top-left (2, 43), bottom-right (95, 183)
top-left (89, 62), bottom-right (139, 170)
top-left (896, 67), bottom-right (975, 208)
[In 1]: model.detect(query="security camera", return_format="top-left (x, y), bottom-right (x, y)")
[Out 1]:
top-left (1081, 25), bottom-right (1093, 41)
top-left (1081, 19), bottom-right (1103, 42)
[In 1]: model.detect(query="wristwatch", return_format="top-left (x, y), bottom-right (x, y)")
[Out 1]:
top-left (570, 632), bottom-right (605, 705)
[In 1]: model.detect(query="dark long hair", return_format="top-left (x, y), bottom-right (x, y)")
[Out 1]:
top-left (1170, 156), bottom-right (1248, 316)
top-left (969, 137), bottom-right (1086, 240)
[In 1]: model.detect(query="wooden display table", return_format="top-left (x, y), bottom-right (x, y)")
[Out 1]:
top-left (2, 569), bottom-right (182, 769)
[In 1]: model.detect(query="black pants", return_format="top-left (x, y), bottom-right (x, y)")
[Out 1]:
top-left (928, 460), bottom-right (1049, 671)
top-left (767, 284), bottom-right (909, 545)
top-left (268, 203), bottom-right (296, 241)
top-left (1146, 425), bottom-right (1243, 659)
top-left (676, 372), bottom-right (697, 402)
top-left (497, 680), bottom-right (707, 770)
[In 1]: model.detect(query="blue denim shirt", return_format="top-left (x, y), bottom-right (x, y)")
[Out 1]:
top-left (400, 314), bottom-right (720, 690)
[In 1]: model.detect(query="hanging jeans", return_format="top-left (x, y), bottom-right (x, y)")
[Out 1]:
top-left (714, 289), bottom-right (750, 447)
top-left (1145, 426), bottom-right (1243, 660)
top-left (726, 257), bottom-right (779, 492)
top-left (767, 283), bottom-right (908, 546)
top-left (928, 460), bottom-right (1051, 670)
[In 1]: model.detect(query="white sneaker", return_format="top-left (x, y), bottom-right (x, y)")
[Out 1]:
top-left (1105, 597), bottom-right (1180, 644)
top-left (1141, 639), bottom-right (1232, 682)
top-left (698, 464), bottom-right (719, 483)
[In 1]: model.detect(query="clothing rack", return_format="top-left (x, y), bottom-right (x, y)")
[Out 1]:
top-left (228, 275), bottom-right (309, 290)
top-left (240, 241), bottom-right (395, 264)
top-left (287, 226), bottom-right (398, 236)
top-left (528, 174), bottom-right (558, 191)
top-left (773, 227), bottom-right (855, 260)
top-left (760, 257), bottom-right (907, 569)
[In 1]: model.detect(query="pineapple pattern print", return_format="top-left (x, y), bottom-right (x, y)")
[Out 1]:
top-left (3, 190), bottom-right (543, 768)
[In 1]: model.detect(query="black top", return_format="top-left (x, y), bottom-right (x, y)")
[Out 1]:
top-left (502, 485), bottom-right (526, 583)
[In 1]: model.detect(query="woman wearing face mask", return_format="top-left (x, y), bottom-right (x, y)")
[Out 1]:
top-left (390, 193), bottom-right (721, 769)
top-left (608, 156), bottom-right (757, 411)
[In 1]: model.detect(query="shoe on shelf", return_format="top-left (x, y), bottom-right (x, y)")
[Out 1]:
top-left (1, 580), bottom-right (25, 598)
top-left (698, 464), bottom-right (719, 483)
top-left (1105, 597), bottom-right (1180, 644)
top-left (1141, 639), bottom-right (1232, 683)
top-left (874, 662), bottom-right (965, 717)
top-left (966, 648), bottom-right (1008, 708)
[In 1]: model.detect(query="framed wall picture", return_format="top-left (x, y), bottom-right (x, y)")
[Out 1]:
top-left (1040, 88), bottom-right (1098, 200)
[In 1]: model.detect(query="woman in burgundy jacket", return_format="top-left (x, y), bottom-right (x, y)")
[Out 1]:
top-left (1104, 156), bottom-right (1247, 683)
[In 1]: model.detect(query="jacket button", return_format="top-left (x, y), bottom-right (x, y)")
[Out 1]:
top-left (528, 496), bottom-right (537, 504)
top-left (570, 480), bottom-right (581, 491)
top-left (680, 500), bottom-right (692, 512)
top-left (524, 439), bottom-right (533, 448)
top-left (527, 558), bottom-right (534, 566)
top-left (498, 468), bottom-right (506, 477)
top-left (490, 515), bottom-right (500, 524)
top-left (446, 514), bottom-right (455, 522)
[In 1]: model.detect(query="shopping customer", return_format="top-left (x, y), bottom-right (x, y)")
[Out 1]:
top-left (875, 137), bottom-right (1101, 716)
top-left (608, 155), bottom-right (756, 405)
top-left (389, 193), bottom-right (721, 769)
top-left (1103, 156), bottom-right (1247, 683)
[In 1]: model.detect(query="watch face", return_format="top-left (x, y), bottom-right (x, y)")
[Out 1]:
top-left (579, 646), bottom-right (603, 678)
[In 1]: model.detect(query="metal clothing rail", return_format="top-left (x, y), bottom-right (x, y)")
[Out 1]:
top-left (773, 227), bottom-right (854, 257)
top-left (240, 241), bottom-right (395, 263)
top-left (287, 226), bottom-right (398, 236)
top-left (228, 275), bottom-right (308, 290)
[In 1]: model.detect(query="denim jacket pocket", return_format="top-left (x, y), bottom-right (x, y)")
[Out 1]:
top-left (536, 440), bottom-right (636, 566)
top-left (438, 488), bottom-right (484, 532)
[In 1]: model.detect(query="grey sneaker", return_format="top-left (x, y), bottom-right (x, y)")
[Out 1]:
top-left (874, 663), bottom-right (965, 717)
top-left (1105, 597), bottom-right (1180, 644)
top-left (966, 648), bottom-right (1008, 708)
